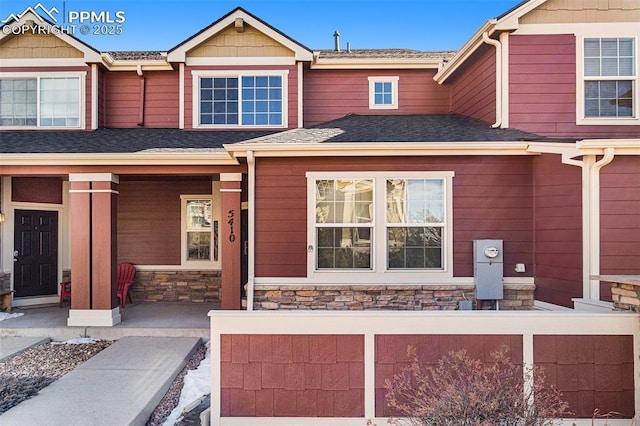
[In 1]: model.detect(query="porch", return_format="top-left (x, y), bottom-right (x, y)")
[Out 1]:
top-left (0, 301), bottom-right (216, 341)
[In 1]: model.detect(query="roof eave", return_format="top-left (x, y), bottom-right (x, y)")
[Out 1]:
top-left (0, 152), bottom-right (239, 166)
top-left (226, 141), bottom-right (537, 157)
top-left (311, 57), bottom-right (445, 70)
top-left (434, 20), bottom-right (496, 83)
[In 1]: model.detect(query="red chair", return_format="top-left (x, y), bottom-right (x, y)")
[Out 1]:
top-left (116, 262), bottom-right (136, 308)
top-left (59, 281), bottom-right (71, 308)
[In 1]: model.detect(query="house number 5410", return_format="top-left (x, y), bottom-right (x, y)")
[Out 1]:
top-left (227, 209), bottom-right (236, 242)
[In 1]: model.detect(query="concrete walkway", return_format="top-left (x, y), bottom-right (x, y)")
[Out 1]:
top-left (0, 336), bottom-right (202, 426)
top-left (0, 336), bottom-right (50, 361)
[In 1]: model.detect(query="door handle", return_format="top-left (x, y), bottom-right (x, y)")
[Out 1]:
top-left (13, 250), bottom-right (19, 262)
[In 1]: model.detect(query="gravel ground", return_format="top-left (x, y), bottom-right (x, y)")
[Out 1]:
top-left (147, 341), bottom-right (208, 426)
top-left (0, 339), bottom-right (113, 414)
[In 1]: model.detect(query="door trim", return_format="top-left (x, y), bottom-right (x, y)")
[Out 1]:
top-left (5, 200), bottom-right (64, 304)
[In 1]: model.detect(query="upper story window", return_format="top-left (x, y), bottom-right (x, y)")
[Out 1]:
top-left (368, 76), bottom-right (399, 110)
top-left (0, 74), bottom-right (84, 129)
top-left (308, 172), bottom-right (454, 278)
top-left (578, 37), bottom-right (637, 125)
top-left (193, 70), bottom-right (287, 128)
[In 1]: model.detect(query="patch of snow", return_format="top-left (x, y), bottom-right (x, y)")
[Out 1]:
top-left (52, 337), bottom-right (102, 345)
top-left (162, 341), bottom-right (211, 426)
top-left (0, 312), bottom-right (24, 321)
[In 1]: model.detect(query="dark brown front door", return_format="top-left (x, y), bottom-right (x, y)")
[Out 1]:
top-left (13, 210), bottom-right (58, 297)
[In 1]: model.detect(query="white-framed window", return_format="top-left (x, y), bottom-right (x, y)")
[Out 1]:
top-left (307, 171), bottom-right (454, 278)
top-left (368, 76), bottom-right (399, 110)
top-left (0, 72), bottom-right (85, 129)
top-left (192, 70), bottom-right (288, 128)
top-left (577, 36), bottom-right (637, 125)
top-left (181, 190), bottom-right (220, 268)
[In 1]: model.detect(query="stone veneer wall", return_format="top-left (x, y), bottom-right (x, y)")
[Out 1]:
top-left (253, 283), bottom-right (534, 311)
top-left (0, 271), bottom-right (10, 292)
top-left (130, 270), bottom-right (222, 303)
top-left (610, 277), bottom-right (640, 313)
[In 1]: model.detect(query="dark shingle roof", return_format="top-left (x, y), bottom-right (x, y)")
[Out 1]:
top-left (0, 128), bottom-right (278, 154)
top-left (316, 49), bottom-right (456, 61)
top-left (240, 114), bottom-right (549, 144)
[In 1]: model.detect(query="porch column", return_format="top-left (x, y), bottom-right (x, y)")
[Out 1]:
top-left (67, 173), bottom-right (120, 326)
top-left (220, 173), bottom-right (242, 310)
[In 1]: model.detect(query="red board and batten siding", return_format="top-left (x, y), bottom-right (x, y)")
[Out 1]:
top-left (509, 34), bottom-right (640, 138)
top-left (532, 154), bottom-right (582, 307)
top-left (600, 156), bottom-right (640, 300)
top-left (183, 65), bottom-right (299, 130)
top-left (448, 44), bottom-right (496, 124)
top-left (254, 156), bottom-right (534, 278)
top-left (303, 68), bottom-right (450, 126)
top-left (103, 71), bottom-right (179, 128)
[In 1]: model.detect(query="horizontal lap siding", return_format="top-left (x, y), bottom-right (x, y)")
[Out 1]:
top-left (509, 34), bottom-right (640, 138)
top-left (104, 71), bottom-right (179, 128)
top-left (117, 180), bottom-right (212, 265)
top-left (533, 154), bottom-right (582, 307)
top-left (303, 68), bottom-right (449, 126)
top-left (449, 45), bottom-right (496, 123)
top-left (255, 156), bottom-right (534, 278)
top-left (600, 157), bottom-right (640, 300)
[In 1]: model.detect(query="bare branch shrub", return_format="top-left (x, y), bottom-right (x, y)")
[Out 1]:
top-left (384, 346), bottom-right (570, 426)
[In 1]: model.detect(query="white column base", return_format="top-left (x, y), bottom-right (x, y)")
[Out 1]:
top-left (67, 308), bottom-right (122, 326)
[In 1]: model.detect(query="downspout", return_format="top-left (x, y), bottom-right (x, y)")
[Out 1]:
top-left (246, 150), bottom-right (255, 311)
top-left (482, 31), bottom-right (502, 128)
top-left (561, 147), bottom-right (615, 302)
top-left (136, 64), bottom-right (145, 127)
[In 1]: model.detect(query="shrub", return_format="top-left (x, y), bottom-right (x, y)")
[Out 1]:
top-left (384, 346), bottom-right (570, 426)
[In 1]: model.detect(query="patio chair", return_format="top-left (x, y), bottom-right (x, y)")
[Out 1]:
top-left (117, 262), bottom-right (136, 308)
top-left (59, 281), bottom-right (71, 308)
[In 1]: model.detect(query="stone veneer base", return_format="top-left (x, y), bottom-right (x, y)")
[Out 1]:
top-left (253, 283), bottom-right (535, 311)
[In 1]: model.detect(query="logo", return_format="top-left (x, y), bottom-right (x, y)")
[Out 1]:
top-left (1, 2), bottom-right (126, 37)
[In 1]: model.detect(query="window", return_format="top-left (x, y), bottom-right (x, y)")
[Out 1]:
top-left (578, 37), bottom-right (637, 124)
top-left (0, 75), bottom-right (82, 128)
top-left (386, 179), bottom-right (444, 269)
top-left (193, 71), bottom-right (287, 128)
top-left (308, 172), bottom-right (453, 277)
top-left (368, 76), bottom-right (399, 109)
top-left (181, 195), bottom-right (219, 266)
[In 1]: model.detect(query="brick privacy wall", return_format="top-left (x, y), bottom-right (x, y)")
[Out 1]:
top-left (611, 282), bottom-right (640, 313)
top-left (534, 335), bottom-right (635, 418)
top-left (130, 270), bottom-right (221, 303)
top-left (375, 334), bottom-right (523, 417)
top-left (220, 334), bottom-right (364, 417)
top-left (253, 284), bottom-right (534, 311)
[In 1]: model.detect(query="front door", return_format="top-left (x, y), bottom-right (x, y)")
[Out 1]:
top-left (13, 210), bottom-right (59, 297)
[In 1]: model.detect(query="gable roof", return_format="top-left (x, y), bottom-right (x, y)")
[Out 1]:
top-left (0, 10), bottom-right (102, 63)
top-left (167, 7), bottom-right (313, 62)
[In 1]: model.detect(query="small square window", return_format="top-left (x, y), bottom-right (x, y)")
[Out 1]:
top-left (368, 76), bottom-right (399, 110)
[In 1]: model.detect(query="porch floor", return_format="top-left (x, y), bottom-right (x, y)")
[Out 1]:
top-left (0, 301), bottom-right (219, 341)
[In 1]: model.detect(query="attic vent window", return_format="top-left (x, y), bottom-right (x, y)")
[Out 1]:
top-left (235, 18), bottom-right (244, 32)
